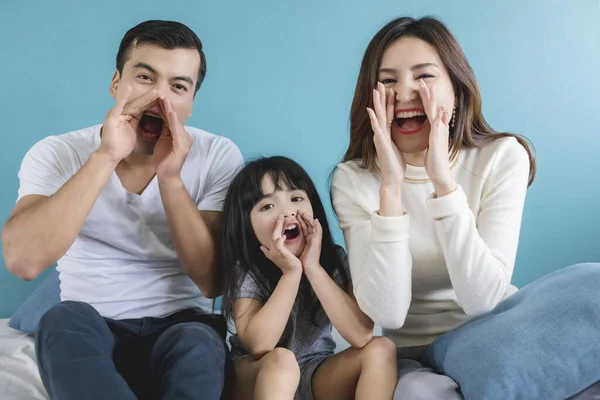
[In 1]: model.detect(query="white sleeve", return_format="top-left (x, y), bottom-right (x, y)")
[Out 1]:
top-left (17, 137), bottom-right (74, 202)
top-left (331, 164), bottom-right (412, 329)
top-left (197, 138), bottom-right (243, 212)
top-left (426, 139), bottom-right (530, 316)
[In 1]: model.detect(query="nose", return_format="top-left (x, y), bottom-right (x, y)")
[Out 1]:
top-left (394, 79), bottom-right (419, 104)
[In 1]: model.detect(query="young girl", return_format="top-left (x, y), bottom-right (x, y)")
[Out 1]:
top-left (221, 156), bottom-right (397, 400)
top-left (331, 16), bottom-right (535, 399)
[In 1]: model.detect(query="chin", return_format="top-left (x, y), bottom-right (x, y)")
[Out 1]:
top-left (133, 142), bottom-right (156, 156)
top-left (392, 134), bottom-right (429, 154)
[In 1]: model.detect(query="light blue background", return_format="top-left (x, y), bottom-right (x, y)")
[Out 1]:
top-left (1, 0), bottom-right (599, 318)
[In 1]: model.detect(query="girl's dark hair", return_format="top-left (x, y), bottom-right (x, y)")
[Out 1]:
top-left (116, 20), bottom-right (206, 94)
top-left (221, 156), bottom-right (348, 327)
top-left (343, 16), bottom-right (536, 186)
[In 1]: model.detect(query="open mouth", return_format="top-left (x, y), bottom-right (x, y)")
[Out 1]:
top-left (282, 223), bottom-right (301, 241)
top-left (394, 109), bottom-right (428, 135)
top-left (138, 112), bottom-right (164, 139)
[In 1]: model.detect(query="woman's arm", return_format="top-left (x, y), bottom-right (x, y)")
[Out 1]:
top-left (429, 138), bottom-right (530, 316)
top-left (332, 165), bottom-right (412, 329)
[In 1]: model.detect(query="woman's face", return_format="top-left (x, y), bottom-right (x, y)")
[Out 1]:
top-left (378, 36), bottom-right (455, 154)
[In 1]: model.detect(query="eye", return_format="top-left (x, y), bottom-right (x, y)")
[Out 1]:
top-left (259, 203), bottom-right (274, 212)
top-left (174, 84), bottom-right (188, 92)
top-left (417, 74), bottom-right (435, 80)
top-left (138, 74), bottom-right (152, 81)
top-left (291, 196), bottom-right (304, 202)
top-left (380, 78), bottom-right (396, 85)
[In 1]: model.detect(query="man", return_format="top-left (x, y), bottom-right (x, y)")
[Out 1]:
top-left (2, 20), bottom-right (242, 399)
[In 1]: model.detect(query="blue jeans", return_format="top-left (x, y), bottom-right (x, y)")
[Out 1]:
top-left (36, 301), bottom-right (230, 400)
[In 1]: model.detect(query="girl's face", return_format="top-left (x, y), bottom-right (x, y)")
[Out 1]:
top-left (378, 36), bottom-right (455, 154)
top-left (250, 174), bottom-right (314, 257)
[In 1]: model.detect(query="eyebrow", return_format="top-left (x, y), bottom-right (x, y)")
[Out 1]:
top-left (258, 188), bottom-right (302, 201)
top-left (379, 63), bottom-right (439, 73)
top-left (133, 62), bottom-right (195, 86)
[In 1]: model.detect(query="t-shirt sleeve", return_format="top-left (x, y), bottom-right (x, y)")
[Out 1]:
top-left (17, 137), bottom-right (75, 202)
top-left (197, 138), bottom-right (243, 211)
top-left (237, 269), bottom-right (266, 303)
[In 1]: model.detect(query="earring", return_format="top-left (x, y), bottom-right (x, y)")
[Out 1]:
top-left (451, 104), bottom-right (456, 128)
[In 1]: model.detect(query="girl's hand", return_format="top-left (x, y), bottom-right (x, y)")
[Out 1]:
top-left (298, 212), bottom-right (323, 272)
top-left (260, 215), bottom-right (303, 275)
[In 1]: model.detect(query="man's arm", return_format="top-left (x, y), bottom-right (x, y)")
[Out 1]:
top-left (2, 152), bottom-right (118, 280)
top-left (159, 179), bottom-right (222, 298)
top-left (3, 86), bottom-right (159, 280)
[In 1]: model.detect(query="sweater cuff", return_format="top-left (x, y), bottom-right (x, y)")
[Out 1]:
top-left (371, 211), bottom-right (410, 242)
top-left (426, 184), bottom-right (469, 220)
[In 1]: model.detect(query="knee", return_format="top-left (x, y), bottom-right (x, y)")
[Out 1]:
top-left (259, 348), bottom-right (300, 379)
top-left (37, 301), bottom-right (98, 336)
top-left (155, 322), bottom-right (226, 364)
top-left (360, 336), bottom-right (397, 365)
top-left (395, 370), bottom-right (460, 400)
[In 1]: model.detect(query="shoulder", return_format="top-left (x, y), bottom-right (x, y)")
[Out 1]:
top-left (186, 126), bottom-right (242, 158)
top-left (25, 125), bottom-right (101, 163)
top-left (459, 136), bottom-right (530, 182)
top-left (332, 159), bottom-right (380, 188)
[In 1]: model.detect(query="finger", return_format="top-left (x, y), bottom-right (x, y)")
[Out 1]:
top-left (376, 82), bottom-right (388, 128)
top-left (418, 80), bottom-right (430, 116)
top-left (275, 235), bottom-right (287, 253)
top-left (367, 108), bottom-right (382, 137)
top-left (441, 110), bottom-right (451, 126)
top-left (302, 213), bottom-right (315, 235)
top-left (163, 97), bottom-right (183, 139)
top-left (260, 246), bottom-right (271, 260)
top-left (421, 81), bottom-right (437, 121)
top-left (314, 218), bottom-right (323, 237)
top-left (433, 106), bottom-right (445, 126)
top-left (386, 88), bottom-right (395, 128)
top-left (298, 213), bottom-right (309, 237)
top-left (272, 215), bottom-right (284, 241)
top-left (113, 85), bottom-right (133, 115)
top-left (122, 89), bottom-right (159, 117)
top-left (155, 98), bottom-right (172, 137)
top-left (372, 88), bottom-right (384, 129)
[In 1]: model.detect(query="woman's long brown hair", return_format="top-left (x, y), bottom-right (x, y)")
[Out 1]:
top-left (343, 16), bottom-right (536, 186)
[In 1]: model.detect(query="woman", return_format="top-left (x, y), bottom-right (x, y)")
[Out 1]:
top-left (331, 16), bottom-right (534, 399)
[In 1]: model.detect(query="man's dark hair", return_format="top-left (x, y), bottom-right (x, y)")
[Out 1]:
top-left (116, 20), bottom-right (206, 94)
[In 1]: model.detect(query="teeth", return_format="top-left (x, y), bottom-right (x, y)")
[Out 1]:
top-left (144, 112), bottom-right (162, 119)
top-left (284, 224), bottom-right (297, 231)
top-left (396, 111), bottom-right (425, 119)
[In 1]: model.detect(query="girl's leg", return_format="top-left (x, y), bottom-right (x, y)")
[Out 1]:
top-left (233, 348), bottom-right (300, 400)
top-left (310, 337), bottom-right (397, 400)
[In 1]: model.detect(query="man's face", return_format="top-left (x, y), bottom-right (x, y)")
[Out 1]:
top-left (110, 44), bottom-right (201, 155)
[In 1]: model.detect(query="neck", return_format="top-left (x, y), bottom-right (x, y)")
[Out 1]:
top-left (120, 151), bottom-right (155, 169)
top-left (403, 150), bottom-right (427, 167)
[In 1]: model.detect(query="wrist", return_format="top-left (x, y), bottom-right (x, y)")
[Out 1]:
top-left (282, 268), bottom-right (303, 281)
top-left (92, 151), bottom-right (120, 170)
top-left (157, 175), bottom-right (185, 190)
top-left (302, 262), bottom-right (322, 277)
top-left (433, 178), bottom-right (456, 198)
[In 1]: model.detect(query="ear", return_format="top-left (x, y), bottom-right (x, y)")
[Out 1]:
top-left (109, 70), bottom-right (120, 100)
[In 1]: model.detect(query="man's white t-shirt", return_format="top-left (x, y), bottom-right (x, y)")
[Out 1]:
top-left (17, 125), bottom-right (244, 320)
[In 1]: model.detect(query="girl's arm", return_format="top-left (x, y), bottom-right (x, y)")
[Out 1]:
top-left (305, 264), bottom-right (374, 348)
top-left (235, 214), bottom-right (304, 360)
top-left (299, 213), bottom-right (374, 347)
top-left (234, 270), bottom-right (302, 360)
